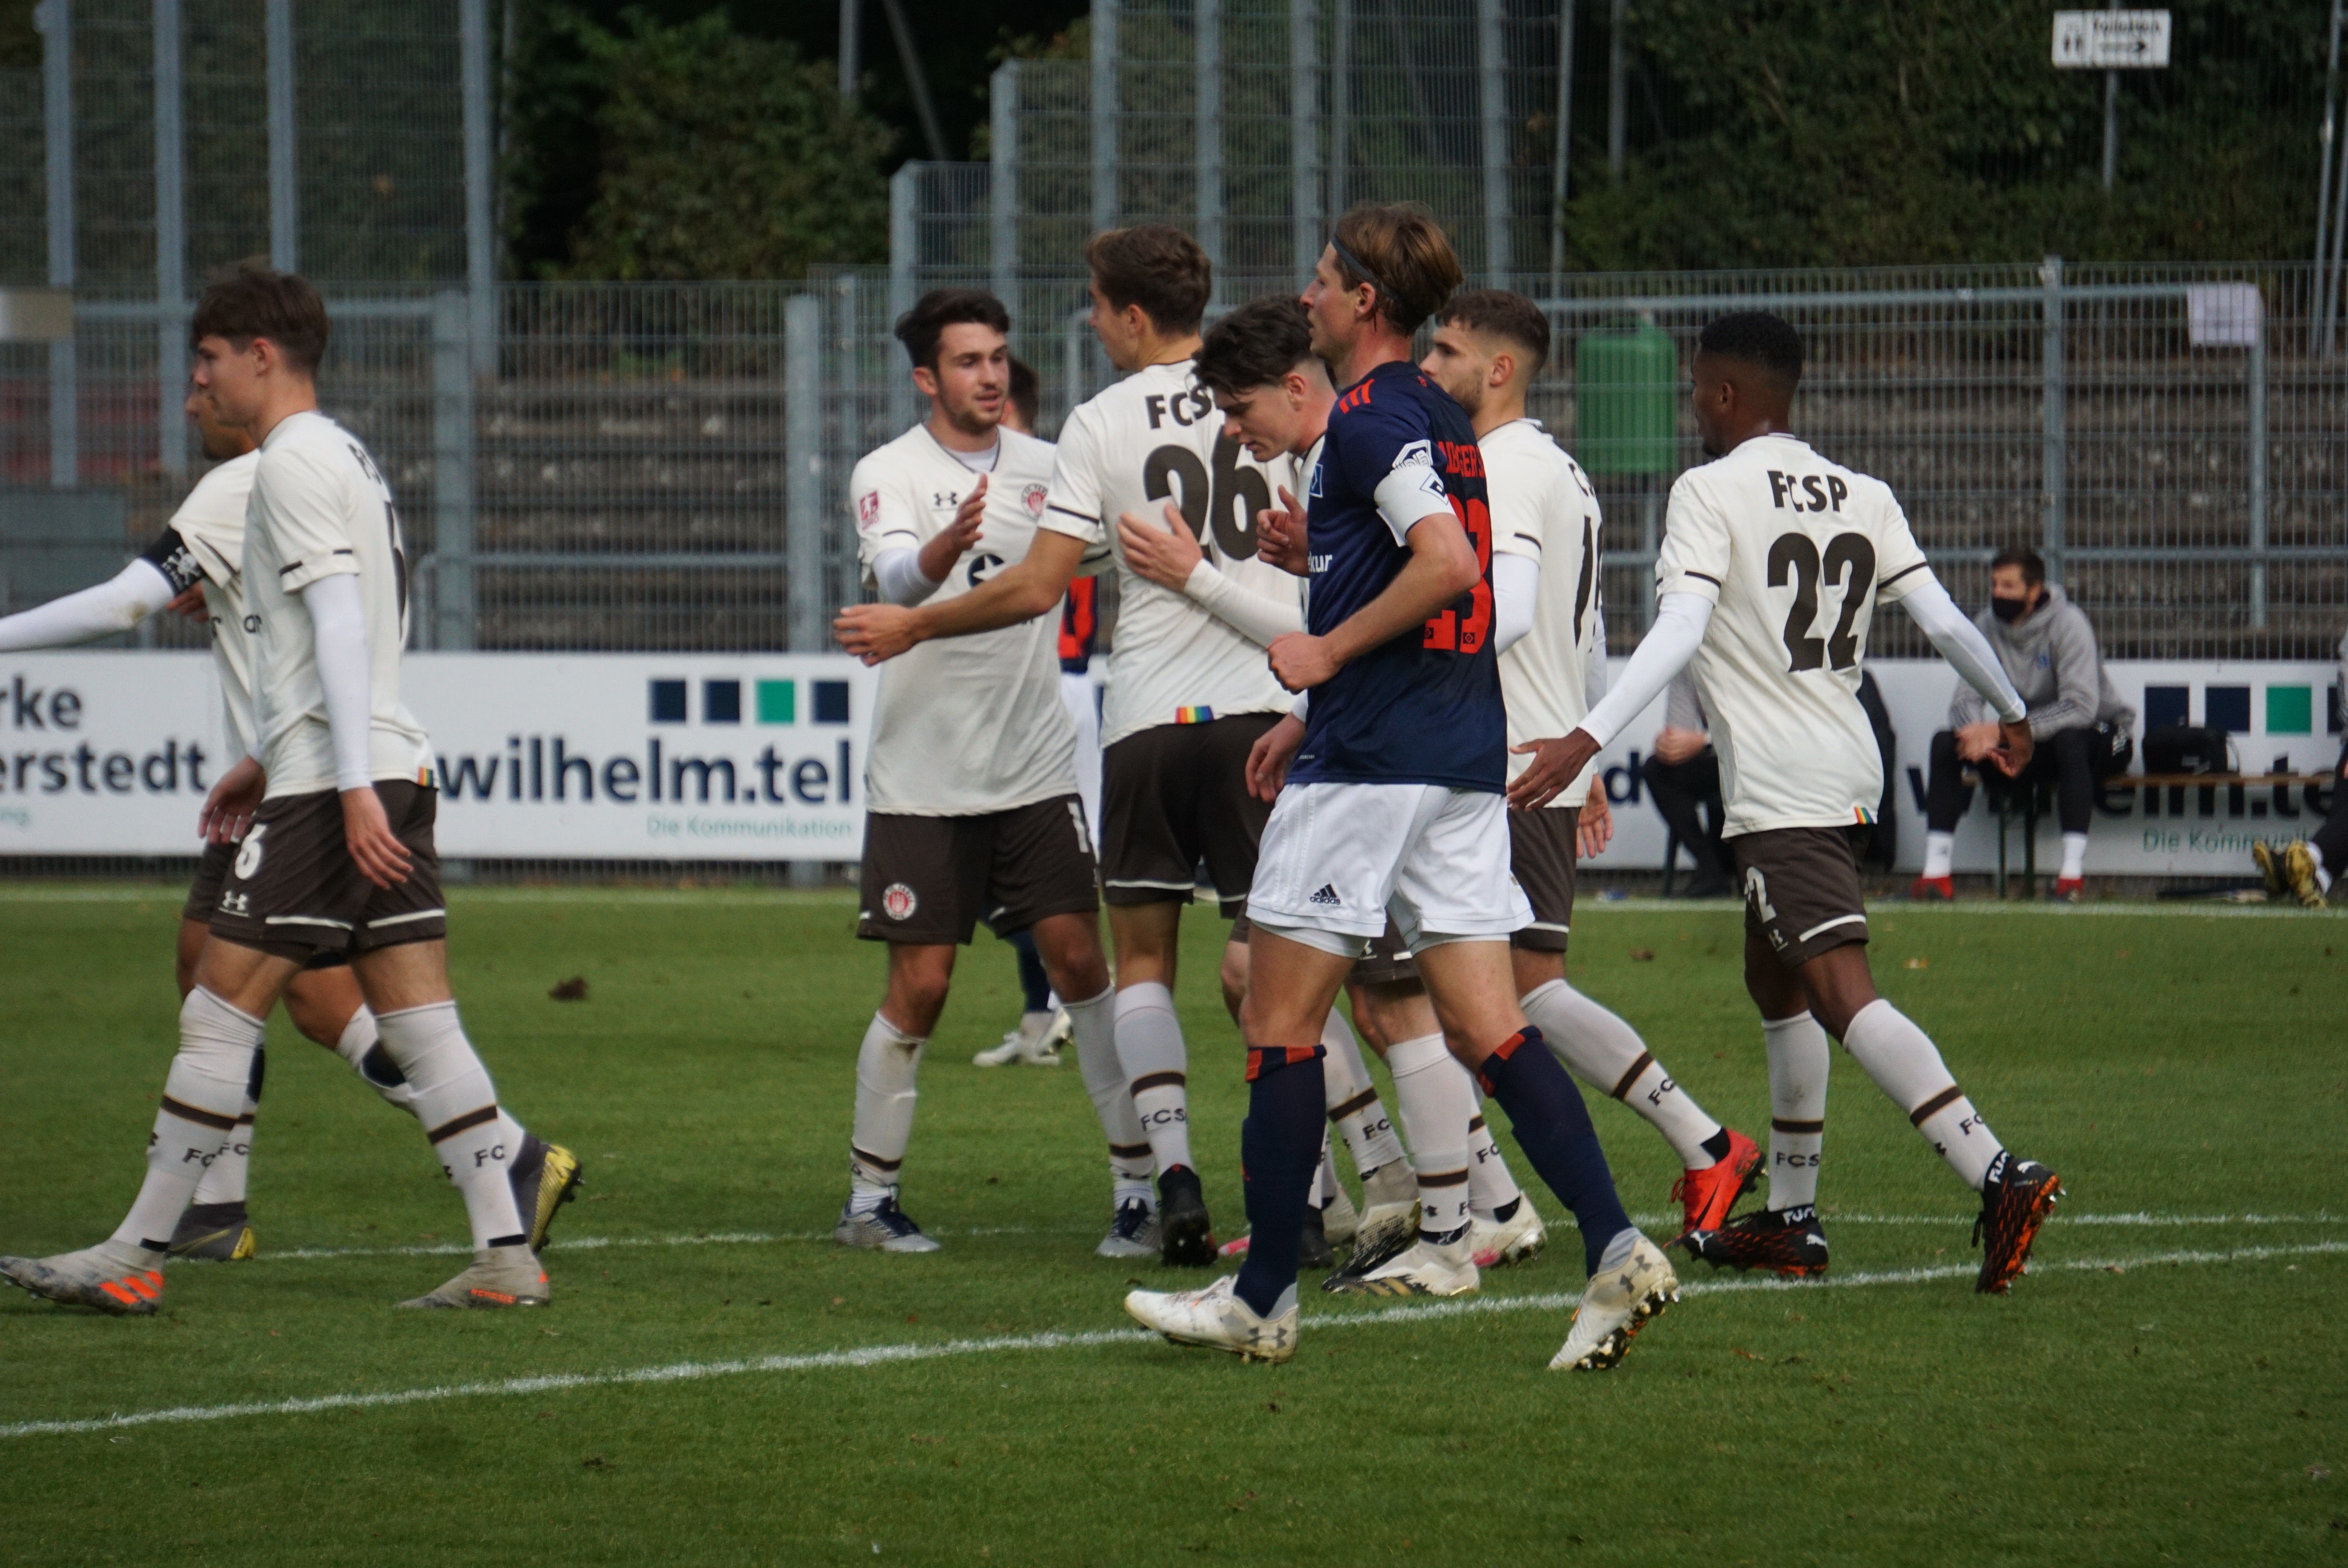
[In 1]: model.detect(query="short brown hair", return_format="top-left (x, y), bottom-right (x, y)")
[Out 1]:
top-left (1007, 355), bottom-right (1040, 429)
top-left (1196, 297), bottom-right (1315, 396)
top-left (1991, 545), bottom-right (2047, 586)
top-left (189, 260), bottom-right (329, 374)
top-left (894, 287), bottom-right (1011, 372)
top-left (1330, 203), bottom-right (1462, 337)
top-left (1440, 290), bottom-right (1550, 377)
top-left (1085, 225), bottom-right (1212, 337)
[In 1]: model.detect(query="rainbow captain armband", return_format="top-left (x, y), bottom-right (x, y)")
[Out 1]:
top-left (1174, 706), bottom-right (1216, 724)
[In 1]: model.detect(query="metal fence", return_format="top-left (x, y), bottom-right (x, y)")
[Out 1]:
top-left (1, 259), bottom-right (2341, 664)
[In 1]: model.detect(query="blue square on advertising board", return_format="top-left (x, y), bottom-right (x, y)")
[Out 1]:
top-left (813, 680), bottom-right (851, 724)
top-left (2143, 685), bottom-right (2190, 730)
top-left (649, 679), bottom-right (687, 723)
top-left (704, 679), bottom-right (742, 724)
top-left (2204, 685), bottom-right (2251, 734)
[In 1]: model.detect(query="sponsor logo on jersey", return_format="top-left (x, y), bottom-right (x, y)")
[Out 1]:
top-left (857, 491), bottom-right (881, 525)
top-left (882, 881), bottom-right (918, 920)
top-left (1022, 482), bottom-right (1048, 518)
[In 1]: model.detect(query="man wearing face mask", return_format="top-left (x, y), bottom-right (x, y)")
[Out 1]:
top-left (1912, 546), bottom-right (2135, 902)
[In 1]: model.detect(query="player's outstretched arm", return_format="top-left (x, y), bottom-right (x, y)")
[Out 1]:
top-left (1120, 500), bottom-right (1305, 647)
top-left (0, 557), bottom-right (177, 651)
top-left (1508, 591), bottom-right (1714, 809)
top-left (834, 528), bottom-right (1088, 664)
top-left (1265, 508), bottom-right (1479, 691)
top-left (1898, 575), bottom-right (2032, 775)
top-left (301, 572), bottom-right (413, 889)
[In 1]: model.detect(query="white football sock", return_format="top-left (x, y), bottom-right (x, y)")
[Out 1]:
top-left (327, 1004), bottom-right (421, 1116)
top-left (1315, 1134), bottom-right (1337, 1210)
top-left (189, 1040), bottom-right (261, 1208)
top-left (1387, 1033), bottom-right (1472, 1244)
top-left (1114, 982), bottom-right (1194, 1174)
top-left (375, 1000), bottom-right (529, 1249)
top-left (848, 1012), bottom-right (925, 1204)
top-left (1521, 978), bottom-right (1721, 1169)
top-left (1762, 1010), bottom-right (1830, 1211)
top-left (1465, 1101), bottom-right (1525, 1220)
top-left (1067, 987), bottom-right (1154, 1201)
top-left (1923, 832), bottom-right (1954, 880)
top-left (1841, 998), bottom-right (2004, 1190)
top-left (2059, 832), bottom-right (2088, 880)
top-left (1320, 1007), bottom-right (1405, 1176)
top-left (112, 987), bottom-right (266, 1251)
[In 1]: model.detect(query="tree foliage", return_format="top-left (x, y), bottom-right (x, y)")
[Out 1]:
top-left (524, 7), bottom-right (892, 281)
top-left (1567, 0), bottom-right (2329, 269)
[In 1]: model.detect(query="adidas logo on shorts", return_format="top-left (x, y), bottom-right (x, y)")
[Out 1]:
top-left (1308, 884), bottom-right (1341, 906)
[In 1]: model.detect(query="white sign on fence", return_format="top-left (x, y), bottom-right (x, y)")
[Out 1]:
top-left (2052, 10), bottom-right (2172, 69)
top-left (0, 651), bottom-right (2335, 880)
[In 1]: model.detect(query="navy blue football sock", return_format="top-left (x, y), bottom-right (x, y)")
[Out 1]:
top-left (1477, 1026), bottom-right (1634, 1274)
top-left (1007, 928), bottom-right (1051, 1014)
top-left (1231, 1046), bottom-right (1326, 1319)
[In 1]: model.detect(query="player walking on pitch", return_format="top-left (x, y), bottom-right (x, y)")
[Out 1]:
top-left (1517, 312), bottom-right (2063, 1292)
top-left (834, 288), bottom-right (1148, 1257)
top-left (1417, 290), bottom-right (1761, 1240)
top-left (840, 231), bottom-right (1413, 1269)
top-left (0, 387), bottom-right (578, 1270)
top-left (1124, 205), bottom-right (1678, 1369)
top-left (0, 264), bottom-right (557, 1312)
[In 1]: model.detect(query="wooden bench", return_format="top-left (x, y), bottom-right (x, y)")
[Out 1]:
top-left (1991, 771), bottom-right (2337, 896)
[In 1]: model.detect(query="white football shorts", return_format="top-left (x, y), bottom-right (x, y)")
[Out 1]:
top-left (1247, 781), bottom-right (1531, 956)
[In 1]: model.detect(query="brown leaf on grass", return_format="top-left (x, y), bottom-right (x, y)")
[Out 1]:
top-left (1629, 948), bottom-right (1656, 962)
top-left (549, 976), bottom-right (589, 1001)
top-left (1732, 1347), bottom-right (1763, 1361)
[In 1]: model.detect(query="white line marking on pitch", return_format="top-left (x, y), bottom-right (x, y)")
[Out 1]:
top-left (7, 1239), bottom-right (2339, 1441)
top-left (245, 1210), bottom-right (2343, 1263)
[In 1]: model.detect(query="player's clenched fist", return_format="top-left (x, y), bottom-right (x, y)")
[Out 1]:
top-left (835, 602), bottom-right (921, 664)
top-left (1507, 727), bottom-right (1600, 812)
top-left (1256, 484), bottom-right (1310, 576)
top-left (1265, 631), bottom-right (1339, 692)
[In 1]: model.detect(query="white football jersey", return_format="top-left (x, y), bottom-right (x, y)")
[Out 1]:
top-left (163, 451), bottom-right (262, 759)
top-left (241, 411), bottom-right (434, 798)
top-left (1654, 432), bottom-right (1930, 837)
top-left (1487, 419), bottom-right (1603, 810)
top-left (1035, 359), bottom-right (1299, 747)
top-left (852, 423), bottom-right (1077, 816)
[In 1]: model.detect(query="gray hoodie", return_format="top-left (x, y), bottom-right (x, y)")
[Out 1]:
top-left (1948, 584), bottom-right (2135, 738)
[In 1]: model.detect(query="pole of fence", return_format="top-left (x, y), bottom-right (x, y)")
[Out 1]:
top-left (1328, 0), bottom-right (1350, 224)
top-left (1092, 0), bottom-right (1118, 237)
top-left (1548, 0), bottom-right (1576, 292)
top-left (838, 0), bottom-right (858, 99)
top-left (431, 293), bottom-right (476, 651)
top-left (266, 0), bottom-right (296, 270)
top-left (1476, 0), bottom-right (1508, 282)
top-left (786, 295), bottom-right (825, 655)
top-left (1606, 0), bottom-right (1625, 183)
top-left (461, 0), bottom-right (495, 377)
top-left (2330, 127), bottom-right (2348, 357)
top-left (1196, 0), bottom-right (1224, 298)
top-left (2315, 0), bottom-right (2342, 353)
top-left (2040, 254), bottom-right (2065, 584)
top-left (2248, 307), bottom-right (2268, 632)
top-left (38, 0), bottom-right (76, 490)
top-left (1292, 0), bottom-right (1321, 282)
top-left (154, 0), bottom-right (186, 478)
top-left (888, 164), bottom-right (916, 432)
top-left (990, 60), bottom-right (1018, 326)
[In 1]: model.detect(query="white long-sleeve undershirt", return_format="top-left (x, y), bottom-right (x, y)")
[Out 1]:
top-left (1490, 552), bottom-right (1537, 657)
top-left (303, 573), bottom-right (377, 792)
top-left (0, 559), bottom-right (174, 651)
top-left (1584, 607), bottom-right (1610, 710)
top-left (1899, 577), bottom-right (2028, 724)
top-left (1182, 559), bottom-right (1305, 646)
top-left (871, 547), bottom-right (944, 607)
top-left (1577, 592), bottom-right (1715, 747)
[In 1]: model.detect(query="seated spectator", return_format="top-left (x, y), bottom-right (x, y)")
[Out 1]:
top-left (2256, 625), bottom-right (2348, 909)
top-left (1641, 671), bottom-right (1731, 897)
top-left (1912, 546), bottom-right (2135, 902)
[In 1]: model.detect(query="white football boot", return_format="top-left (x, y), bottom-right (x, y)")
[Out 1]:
top-left (833, 1193), bottom-right (943, 1253)
top-left (397, 1245), bottom-right (550, 1309)
top-left (0, 1241), bottom-right (167, 1316)
top-left (1325, 1236), bottom-right (1480, 1298)
top-left (1096, 1196), bottom-right (1161, 1259)
top-left (1550, 1232), bottom-right (1678, 1371)
top-left (1319, 1183), bottom-right (1361, 1246)
top-left (972, 1010), bottom-right (1066, 1067)
top-left (1124, 1275), bottom-right (1297, 1363)
top-left (1470, 1202), bottom-right (1548, 1268)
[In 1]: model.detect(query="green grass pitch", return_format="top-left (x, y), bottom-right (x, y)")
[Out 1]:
top-left (0, 886), bottom-right (2341, 1566)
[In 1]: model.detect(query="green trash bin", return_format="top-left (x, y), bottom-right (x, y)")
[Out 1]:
top-left (1574, 322), bottom-right (1678, 476)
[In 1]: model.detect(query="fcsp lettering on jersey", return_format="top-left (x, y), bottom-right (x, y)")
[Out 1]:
top-left (1768, 471), bottom-right (1850, 513)
top-left (1144, 388), bottom-right (1215, 429)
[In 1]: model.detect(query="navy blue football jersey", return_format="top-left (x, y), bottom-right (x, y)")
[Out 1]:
top-left (1289, 358), bottom-right (1504, 791)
